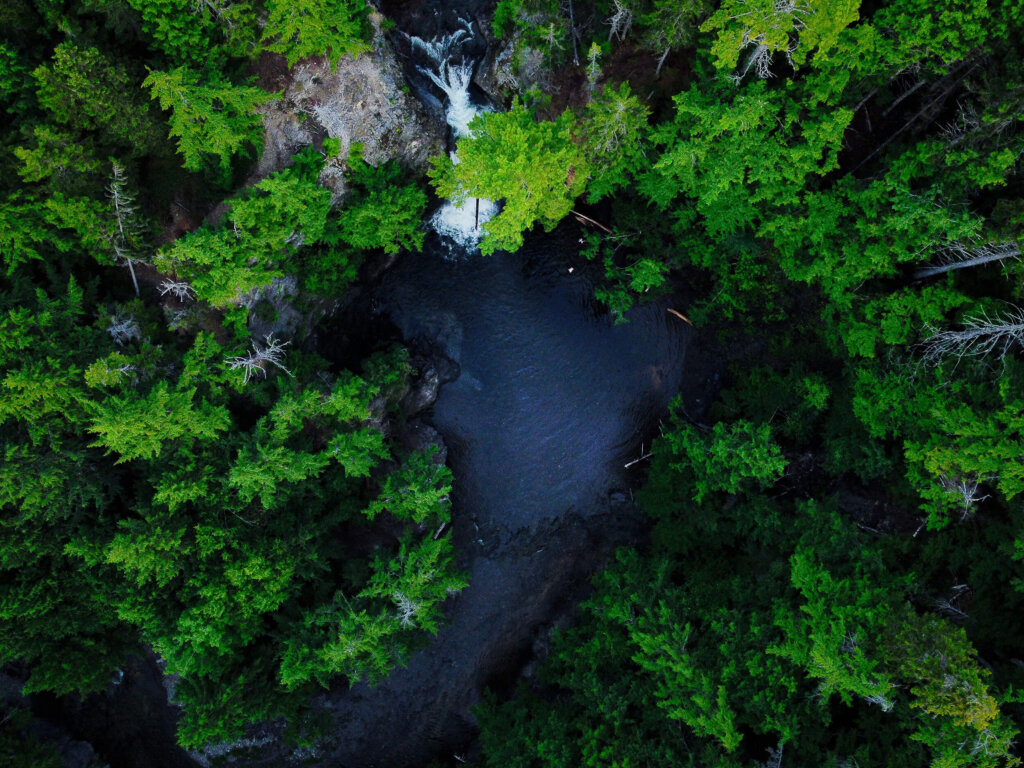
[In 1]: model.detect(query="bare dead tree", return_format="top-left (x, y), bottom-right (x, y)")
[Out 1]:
top-left (921, 306), bottom-right (1024, 363)
top-left (881, 75), bottom-right (927, 117)
top-left (655, 44), bottom-right (672, 75)
top-left (565, 0), bottom-right (579, 66)
top-left (850, 59), bottom-right (980, 174)
top-left (587, 97), bottom-right (635, 155)
top-left (938, 473), bottom-right (991, 521)
top-left (284, 229), bottom-right (306, 249)
top-left (95, 357), bottom-right (137, 382)
top-left (639, 1), bottom-right (705, 76)
top-left (914, 242), bottom-right (1020, 279)
top-left (841, 632), bottom-right (859, 654)
top-left (733, 38), bottom-right (776, 81)
top-left (164, 306), bottom-right (193, 331)
top-left (107, 161), bottom-right (145, 297)
top-left (759, 742), bottom-right (784, 768)
top-left (934, 584), bottom-right (971, 621)
top-left (862, 693), bottom-right (895, 712)
top-left (607, 0), bottom-right (634, 42)
top-left (493, 41), bottom-right (521, 92)
top-left (225, 334), bottom-right (293, 385)
top-left (940, 81), bottom-right (1024, 150)
top-left (585, 42), bottom-right (602, 96)
top-left (939, 101), bottom-right (981, 145)
top-left (158, 279), bottom-right (196, 301)
top-left (533, 23), bottom-right (559, 53)
top-left (394, 591), bottom-right (422, 628)
top-left (728, 0), bottom-right (810, 82)
top-left (107, 313), bottom-right (141, 346)
top-left (192, 0), bottom-right (240, 31)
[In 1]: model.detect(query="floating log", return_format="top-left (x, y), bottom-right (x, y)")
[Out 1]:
top-left (667, 308), bottom-right (695, 326)
top-left (571, 209), bottom-right (613, 234)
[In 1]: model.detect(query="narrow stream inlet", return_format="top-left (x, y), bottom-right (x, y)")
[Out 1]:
top-left (411, 19), bottom-right (498, 249)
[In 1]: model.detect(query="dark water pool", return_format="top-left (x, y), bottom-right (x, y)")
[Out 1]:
top-left (378, 227), bottom-right (689, 536)
top-left (318, 226), bottom-right (690, 766)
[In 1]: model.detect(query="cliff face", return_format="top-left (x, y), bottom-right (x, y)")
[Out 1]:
top-left (254, 12), bottom-right (445, 197)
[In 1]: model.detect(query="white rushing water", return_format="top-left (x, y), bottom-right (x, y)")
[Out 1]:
top-left (410, 21), bottom-right (498, 251)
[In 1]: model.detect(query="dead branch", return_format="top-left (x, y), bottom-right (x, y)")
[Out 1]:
top-left (667, 308), bottom-right (695, 326)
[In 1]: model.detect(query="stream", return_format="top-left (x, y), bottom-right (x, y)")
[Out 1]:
top-left (315, 17), bottom-right (692, 766)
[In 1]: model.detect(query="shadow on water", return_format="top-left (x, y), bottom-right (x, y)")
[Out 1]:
top-left (320, 225), bottom-right (690, 767)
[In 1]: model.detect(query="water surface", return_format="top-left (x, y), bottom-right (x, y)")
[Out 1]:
top-left (379, 231), bottom-right (688, 536)
top-left (324, 229), bottom-right (689, 766)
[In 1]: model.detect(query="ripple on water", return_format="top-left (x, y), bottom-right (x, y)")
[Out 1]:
top-left (377, 225), bottom-right (689, 534)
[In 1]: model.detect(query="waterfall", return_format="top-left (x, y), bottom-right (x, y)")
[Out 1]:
top-left (410, 21), bottom-right (498, 252)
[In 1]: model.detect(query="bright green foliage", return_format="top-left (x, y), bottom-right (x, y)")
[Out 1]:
top-left (1, 190), bottom-right (108, 275)
top-left (430, 100), bottom-right (589, 255)
top-left (0, 279), bottom-right (137, 697)
top-left (762, 175), bottom-right (981, 309)
top-left (849, 359), bottom-right (1024, 529)
top-left (0, 42), bottom-right (31, 114)
top-left (903, 381), bottom-right (1024, 526)
top-left (581, 226), bottom-right (671, 322)
top-left (156, 152), bottom-right (332, 306)
top-left (156, 228), bottom-right (262, 308)
top-left (0, 244), bottom-right (463, 751)
top-left (0, 0), bottom-right (474, 755)
top-left (630, 619), bottom-right (743, 750)
top-left (870, 0), bottom-right (991, 67)
top-left (14, 126), bottom-right (100, 188)
top-left (0, 196), bottom-right (46, 274)
top-left (335, 148), bottom-right (428, 255)
top-left (89, 356), bottom-right (464, 745)
top-left (701, 0), bottom-right (860, 76)
top-left (481, 484), bottom-right (1021, 767)
top-left (838, 285), bottom-right (971, 359)
top-left (582, 83), bottom-right (650, 202)
top-left (261, 0), bottom-right (369, 70)
top-left (362, 450), bottom-right (452, 524)
top-left (772, 550), bottom-right (899, 707)
top-left (229, 171), bottom-right (332, 249)
top-left (88, 382), bottom-right (231, 462)
top-left (144, 67), bottom-right (274, 172)
top-left (475, 576), bottom-right (700, 768)
top-left (656, 406), bottom-right (786, 503)
top-left (5, 0), bottom-right (1024, 760)
top-left (359, 533), bottom-right (467, 635)
top-left (471, 2), bottom-right (1022, 767)
top-left (892, 613), bottom-right (1001, 731)
top-left (642, 77), bottom-right (852, 239)
top-left (774, 550), bottom-right (1019, 766)
top-left (491, 0), bottom-right (562, 42)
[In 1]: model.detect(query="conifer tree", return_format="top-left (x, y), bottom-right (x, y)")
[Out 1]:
top-left (144, 67), bottom-right (274, 172)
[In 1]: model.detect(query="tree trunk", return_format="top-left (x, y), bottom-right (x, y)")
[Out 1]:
top-left (914, 245), bottom-right (1019, 279)
top-left (568, 0), bottom-right (579, 65)
top-left (127, 259), bottom-right (140, 297)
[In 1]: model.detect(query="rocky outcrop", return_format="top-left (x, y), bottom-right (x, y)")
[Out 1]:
top-left (254, 11), bottom-right (445, 196)
top-left (473, 33), bottom-right (520, 105)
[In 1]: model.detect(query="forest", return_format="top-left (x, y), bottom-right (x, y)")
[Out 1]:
top-left (1, 0), bottom-right (1023, 766)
